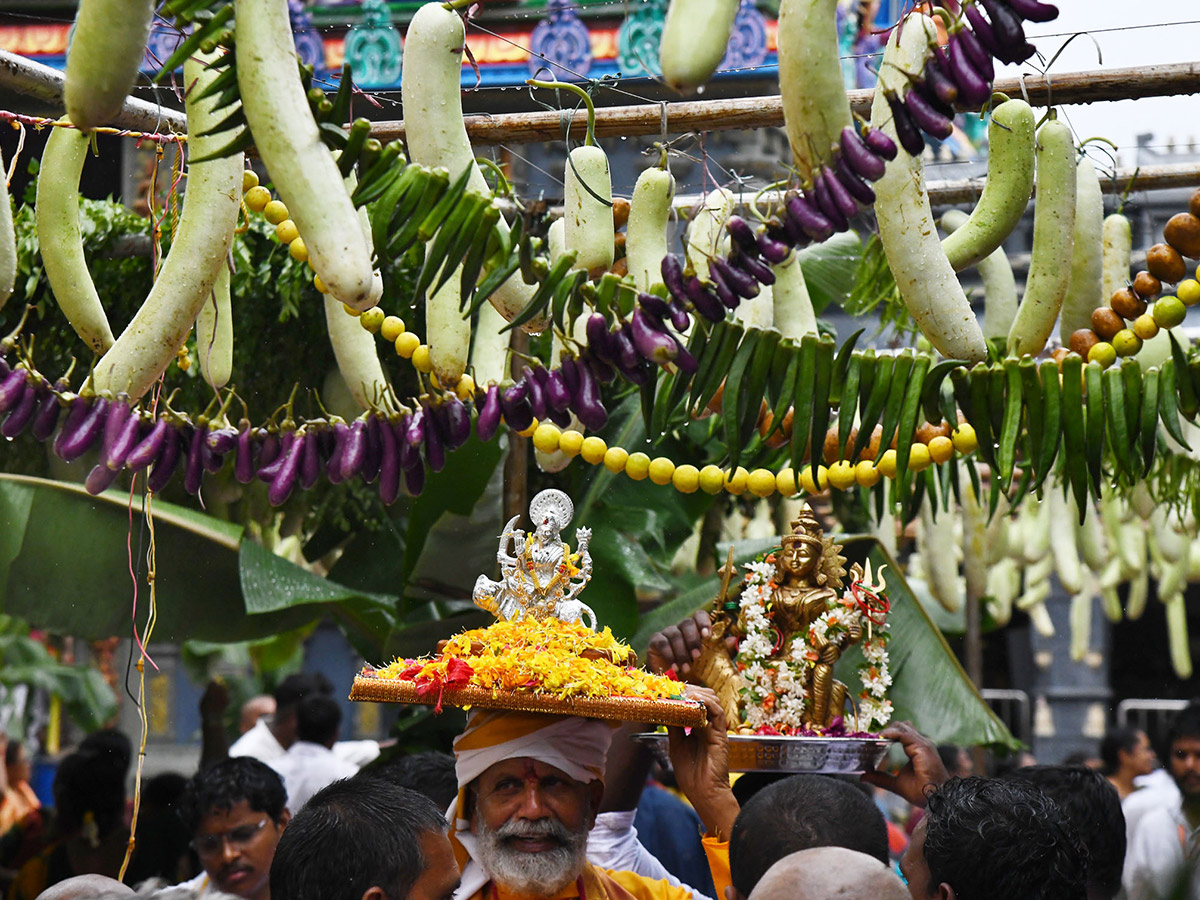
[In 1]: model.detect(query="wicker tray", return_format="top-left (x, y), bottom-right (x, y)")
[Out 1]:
top-left (633, 732), bottom-right (892, 774)
top-left (350, 675), bottom-right (708, 728)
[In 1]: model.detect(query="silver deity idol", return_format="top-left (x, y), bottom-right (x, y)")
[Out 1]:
top-left (472, 489), bottom-right (596, 629)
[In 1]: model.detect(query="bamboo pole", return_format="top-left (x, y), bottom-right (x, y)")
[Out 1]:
top-left (368, 61), bottom-right (1200, 147)
top-left (0, 49), bottom-right (188, 134)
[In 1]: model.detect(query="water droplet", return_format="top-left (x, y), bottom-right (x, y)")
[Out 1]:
top-left (696, 85), bottom-right (706, 95)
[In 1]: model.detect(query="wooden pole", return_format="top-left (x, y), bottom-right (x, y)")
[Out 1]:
top-left (367, 61), bottom-right (1200, 147)
top-left (0, 49), bottom-right (188, 134)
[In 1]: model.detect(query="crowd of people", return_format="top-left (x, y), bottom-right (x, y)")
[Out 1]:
top-left (4, 622), bottom-right (1200, 900)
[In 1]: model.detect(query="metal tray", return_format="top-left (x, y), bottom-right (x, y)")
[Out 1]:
top-left (632, 733), bottom-right (892, 774)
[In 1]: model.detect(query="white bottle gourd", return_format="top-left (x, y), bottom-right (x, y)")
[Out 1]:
top-left (0, 149), bottom-right (18, 311)
top-left (941, 209), bottom-right (1017, 342)
top-left (195, 261), bottom-right (233, 390)
top-left (1058, 157), bottom-right (1104, 341)
top-left (659, 0), bottom-right (739, 92)
top-left (64, 0), bottom-right (155, 132)
top-left (404, 3), bottom-right (540, 329)
top-left (91, 50), bottom-right (242, 399)
top-left (869, 14), bottom-right (986, 363)
top-left (236, 0), bottom-right (374, 308)
top-left (625, 164), bottom-right (674, 291)
top-left (771, 252), bottom-right (816, 338)
top-left (685, 189), bottom-right (732, 279)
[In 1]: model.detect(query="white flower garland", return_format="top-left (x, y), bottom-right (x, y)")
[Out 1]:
top-left (734, 555), bottom-right (893, 734)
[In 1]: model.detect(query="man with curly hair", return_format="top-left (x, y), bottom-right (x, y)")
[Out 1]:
top-left (900, 776), bottom-right (1087, 900)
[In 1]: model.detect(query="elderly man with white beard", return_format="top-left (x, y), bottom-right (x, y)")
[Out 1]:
top-left (447, 688), bottom-right (736, 900)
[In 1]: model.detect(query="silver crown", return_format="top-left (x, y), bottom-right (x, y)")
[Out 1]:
top-left (529, 488), bottom-right (574, 531)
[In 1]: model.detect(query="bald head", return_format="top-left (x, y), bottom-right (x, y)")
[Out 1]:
top-left (34, 875), bottom-right (134, 900)
top-left (748, 848), bottom-right (908, 900)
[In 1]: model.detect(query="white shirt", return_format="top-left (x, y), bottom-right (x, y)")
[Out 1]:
top-left (175, 872), bottom-right (216, 896)
top-left (1124, 800), bottom-right (1200, 900)
top-left (269, 740), bottom-right (360, 812)
top-left (228, 716), bottom-right (381, 767)
top-left (586, 810), bottom-right (715, 900)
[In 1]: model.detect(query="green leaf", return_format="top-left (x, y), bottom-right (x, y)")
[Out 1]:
top-left (238, 540), bottom-right (396, 615)
top-left (797, 231), bottom-right (862, 315)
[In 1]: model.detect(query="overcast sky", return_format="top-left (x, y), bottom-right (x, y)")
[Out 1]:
top-left (996, 0), bottom-right (1200, 167)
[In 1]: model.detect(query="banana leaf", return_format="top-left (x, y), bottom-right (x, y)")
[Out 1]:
top-left (0, 475), bottom-right (395, 644)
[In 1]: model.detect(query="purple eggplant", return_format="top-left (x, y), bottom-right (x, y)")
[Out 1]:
top-left (182, 425), bottom-right (206, 495)
top-left (571, 359), bottom-right (608, 431)
top-left (810, 173), bottom-right (849, 232)
top-left (377, 416), bottom-right (400, 505)
top-left (978, 0), bottom-right (1027, 58)
top-left (442, 396), bottom-right (471, 450)
top-left (885, 92), bottom-right (926, 157)
top-left (0, 367), bottom-right (28, 414)
top-left (521, 368), bottom-right (547, 421)
top-left (258, 429), bottom-right (295, 482)
top-left (31, 378), bottom-right (68, 442)
top-left (0, 356), bottom-right (8, 380)
top-left (914, 72), bottom-right (955, 118)
top-left (53, 397), bottom-right (89, 458)
top-left (705, 260), bottom-right (740, 310)
top-left (559, 355), bottom-right (580, 396)
top-left (500, 382), bottom-right (534, 433)
top-left (545, 369), bottom-right (573, 411)
top-left (637, 291), bottom-right (672, 324)
top-left (726, 216), bottom-right (760, 256)
top-left (324, 421), bottom-right (349, 485)
top-left (200, 437), bottom-right (225, 474)
top-left (923, 51), bottom-right (962, 108)
top-left (823, 165), bottom-right (861, 221)
top-left (666, 297), bottom-right (692, 332)
top-left (757, 229), bottom-right (792, 265)
top-left (946, 39), bottom-right (994, 110)
top-left (631, 308), bottom-right (680, 366)
top-left (964, 3), bottom-right (1007, 59)
top-left (234, 421), bottom-right (257, 484)
top-left (862, 126), bottom-right (899, 161)
top-left (585, 314), bottom-right (615, 364)
top-left (340, 419), bottom-right (367, 481)
top-left (1, 380), bottom-right (37, 438)
top-left (99, 399), bottom-right (132, 463)
top-left (1004, 0), bottom-right (1058, 22)
top-left (476, 385), bottom-right (502, 441)
top-left (299, 428), bottom-right (321, 490)
top-left (835, 156), bottom-right (877, 205)
top-left (840, 128), bottom-right (886, 182)
top-left (104, 409), bottom-right (142, 472)
top-left (951, 28), bottom-right (994, 83)
top-left (424, 406), bottom-right (446, 473)
top-left (905, 88), bottom-right (955, 139)
top-left (361, 414), bottom-right (383, 484)
top-left (57, 396), bottom-right (110, 462)
top-left (786, 192), bottom-right (835, 243)
top-left (684, 276), bottom-right (727, 322)
top-left (405, 408), bottom-right (426, 449)
top-left (672, 341), bottom-right (698, 375)
top-left (733, 249), bottom-right (777, 286)
top-left (547, 407), bottom-right (571, 428)
top-left (207, 426), bottom-right (238, 456)
top-left (711, 257), bottom-right (760, 301)
top-left (85, 462), bottom-right (123, 495)
top-left (258, 430), bottom-right (282, 470)
top-left (602, 323), bottom-right (640, 374)
top-left (403, 457), bottom-right (426, 496)
top-left (267, 431), bottom-right (305, 506)
top-left (147, 426), bottom-right (182, 492)
top-left (661, 254), bottom-right (690, 305)
top-left (586, 353), bottom-right (616, 385)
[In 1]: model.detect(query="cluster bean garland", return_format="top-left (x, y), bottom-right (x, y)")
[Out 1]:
top-left (6, 0), bottom-right (1200, 527)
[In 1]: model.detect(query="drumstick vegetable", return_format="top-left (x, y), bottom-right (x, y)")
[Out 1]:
top-left (64, 0), bottom-right (154, 132)
top-left (36, 123), bottom-right (115, 354)
top-left (941, 98), bottom-right (1035, 272)
top-left (1007, 115), bottom-right (1077, 357)
top-left (660, 0), bottom-right (740, 92)
top-left (236, 0), bottom-right (375, 308)
top-left (1059, 157), bottom-right (1104, 341)
top-left (869, 14), bottom-right (986, 363)
top-left (778, 0), bottom-right (852, 182)
top-left (91, 50), bottom-right (242, 400)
